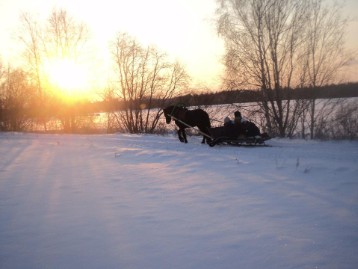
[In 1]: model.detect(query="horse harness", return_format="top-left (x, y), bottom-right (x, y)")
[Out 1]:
top-left (169, 105), bottom-right (187, 122)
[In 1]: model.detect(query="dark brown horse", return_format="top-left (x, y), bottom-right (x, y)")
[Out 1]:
top-left (163, 105), bottom-right (211, 144)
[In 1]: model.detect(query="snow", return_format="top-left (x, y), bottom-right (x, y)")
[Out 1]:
top-left (1, 133), bottom-right (357, 269)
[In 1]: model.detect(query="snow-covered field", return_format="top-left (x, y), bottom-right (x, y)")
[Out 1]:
top-left (1, 133), bottom-right (357, 269)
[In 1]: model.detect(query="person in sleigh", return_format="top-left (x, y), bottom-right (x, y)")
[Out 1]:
top-left (223, 111), bottom-right (269, 139)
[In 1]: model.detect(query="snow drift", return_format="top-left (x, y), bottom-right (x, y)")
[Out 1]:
top-left (0, 133), bottom-right (357, 269)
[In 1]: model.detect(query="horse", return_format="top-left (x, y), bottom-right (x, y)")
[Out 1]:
top-left (163, 105), bottom-right (212, 144)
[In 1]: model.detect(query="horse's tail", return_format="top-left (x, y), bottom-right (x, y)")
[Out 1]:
top-left (196, 109), bottom-right (211, 128)
top-left (202, 110), bottom-right (212, 142)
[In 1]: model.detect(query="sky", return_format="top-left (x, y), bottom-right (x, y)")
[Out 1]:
top-left (0, 0), bottom-right (357, 92)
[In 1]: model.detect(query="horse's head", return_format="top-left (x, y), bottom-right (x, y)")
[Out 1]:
top-left (163, 106), bottom-right (173, 124)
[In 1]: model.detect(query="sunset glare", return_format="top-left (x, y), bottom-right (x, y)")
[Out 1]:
top-left (44, 58), bottom-right (91, 99)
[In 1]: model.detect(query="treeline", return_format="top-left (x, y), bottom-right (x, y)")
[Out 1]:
top-left (88, 82), bottom-right (358, 112)
top-left (105, 82), bottom-right (358, 110)
top-left (173, 83), bottom-right (358, 106)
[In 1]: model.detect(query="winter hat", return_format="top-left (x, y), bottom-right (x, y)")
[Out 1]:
top-left (234, 111), bottom-right (242, 119)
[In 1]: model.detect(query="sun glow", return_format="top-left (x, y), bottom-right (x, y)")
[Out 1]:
top-left (44, 58), bottom-right (92, 100)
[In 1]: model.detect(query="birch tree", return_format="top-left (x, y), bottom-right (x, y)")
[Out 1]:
top-left (302, 0), bottom-right (351, 138)
top-left (112, 33), bottom-right (188, 133)
top-left (216, 0), bottom-right (351, 137)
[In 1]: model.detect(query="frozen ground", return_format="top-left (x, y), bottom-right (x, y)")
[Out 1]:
top-left (0, 133), bottom-right (357, 269)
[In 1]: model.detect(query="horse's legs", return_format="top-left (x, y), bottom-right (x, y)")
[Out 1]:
top-left (199, 126), bottom-right (211, 144)
top-left (201, 134), bottom-right (210, 144)
top-left (178, 129), bottom-right (185, 142)
top-left (177, 129), bottom-right (188, 143)
top-left (182, 129), bottom-right (188, 143)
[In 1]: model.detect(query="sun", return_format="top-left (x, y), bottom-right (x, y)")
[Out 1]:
top-left (44, 58), bottom-right (92, 100)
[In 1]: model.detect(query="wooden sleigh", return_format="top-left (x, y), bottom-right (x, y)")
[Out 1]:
top-left (208, 125), bottom-right (271, 147)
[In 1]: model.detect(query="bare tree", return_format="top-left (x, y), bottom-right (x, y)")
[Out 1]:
top-left (18, 13), bottom-right (49, 130)
top-left (301, 0), bottom-right (351, 138)
top-left (112, 33), bottom-right (188, 133)
top-left (0, 62), bottom-right (5, 130)
top-left (19, 13), bottom-right (43, 97)
top-left (332, 100), bottom-right (358, 140)
top-left (0, 66), bottom-right (35, 131)
top-left (216, 0), bottom-right (351, 138)
top-left (217, 0), bottom-right (309, 137)
top-left (45, 9), bottom-right (88, 60)
top-left (19, 9), bottom-right (89, 132)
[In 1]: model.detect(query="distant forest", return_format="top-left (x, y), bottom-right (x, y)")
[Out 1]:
top-left (173, 83), bottom-right (358, 106)
top-left (97, 82), bottom-right (358, 112)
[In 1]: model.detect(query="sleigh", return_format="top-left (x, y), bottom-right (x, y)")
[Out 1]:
top-left (208, 124), bottom-right (270, 147)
